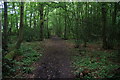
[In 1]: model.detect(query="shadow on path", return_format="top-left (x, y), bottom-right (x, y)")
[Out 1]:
top-left (33, 36), bottom-right (74, 79)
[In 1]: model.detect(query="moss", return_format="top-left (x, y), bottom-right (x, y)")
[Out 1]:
top-left (5, 50), bottom-right (16, 60)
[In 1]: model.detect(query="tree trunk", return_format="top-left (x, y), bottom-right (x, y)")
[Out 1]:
top-left (112, 3), bottom-right (117, 26)
top-left (109, 3), bottom-right (117, 49)
top-left (13, 3), bottom-right (19, 34)
top-left (39, 3), bottom-right (44, 41)
top-left (8, 14), bottom-right (13, 36)
top-left (30, 12), bottom-right (32, 27)
top-left (3, 2), bottom-right (8, 52)
top-left (34, 12), bottom-right (36, 28)
top-left (46, 7), bottom-right (50, 38)
top-left (5, 2), bottom-right (24, 59)
top-left (15, 2), bottom-right (24, 49)
top-left (83, 2), bottom-right (88, 47)
top-left (64, 4), bottom-right (67, 40)
top-left (101, 3), bottom-right (107, 49)
top-left (75, 3), bottom-right (80, 48)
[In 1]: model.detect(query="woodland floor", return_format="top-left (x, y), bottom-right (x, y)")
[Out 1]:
top-left (25, 36), bottom-right (74, 79)
top-left (4, 36), bottom-right (120, 79)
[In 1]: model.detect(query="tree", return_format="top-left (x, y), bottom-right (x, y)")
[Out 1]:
top-left (39, 3), bottom-right (44, 41)
top-left (4, 2), bottom-right (120, 59)
top-left (3, 2), bottom-right (8, 52)
top-left (64, 3), bottom-right (67, 40)
top-left (46, 6), bottom-right (50, 38)
top-left (15, 2), bottom-right (24, 49)
top-left (5, 2), bottom-right (24, 59)
top-left (108, 2), bottom-right (118, 49)
top-left (75, 3), bottom-right (80, 48)
top-left (101, 3), bottom-right (107, 49)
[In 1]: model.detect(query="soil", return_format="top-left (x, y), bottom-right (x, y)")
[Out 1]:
top-left (31, 36), bottom-right (74, 79)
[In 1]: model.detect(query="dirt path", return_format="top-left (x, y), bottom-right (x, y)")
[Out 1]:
top-left (33, 36), bottom-right (74, 79)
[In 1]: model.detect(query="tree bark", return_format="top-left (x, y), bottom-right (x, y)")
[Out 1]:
top-left (13, 3), bottom-right (19, 34)
top-left (30, 4), bottom-right (32, 28)
top-left (108, 3), bottom-right (118, 49)
top-left (15, 2), bottom-right (24, 49)
top-left (64, 4), bottom-right (67, 40)
top-left (34, 12), bottom-right (36, 29)
top-left (3, 2), bottom-right (8, 51)
top-left (112, 3), bottom-right (117, 25)
top-left (39, 3), bottom-right (44, 41)
top-left (83, 2), bottom-right (88, 47)
top-left (101, 3), bottom-right (107, 49)
top-left (46, 7), bottom-right (50, 38)
top-left (74, 3), bottom-right (80, 48)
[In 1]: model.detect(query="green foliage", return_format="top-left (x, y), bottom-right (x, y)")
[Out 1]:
top-left (3, 58), bottom-right (15, 77)
top-left (24, 27), bottom-right (40, 42)
top-left (2, 2), bottom-right (120, 46)
top-left (72, 49), bottom-right (120, 78)
top-left (3, 42), bottom-right (43, 78)
top-left (5, 50), bottom-right (16, 59)
top-left (2, 2), bottom-right (120, 78)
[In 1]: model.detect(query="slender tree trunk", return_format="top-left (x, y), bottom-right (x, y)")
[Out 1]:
top-left (33, 10), bottom-right (37, 40)
top-left (25, 7), bottom-right (27, 27)
top-left (108, 3), bottom-right (117, 49)
top-left (101, 3), bottom-right (107, 49)
top-left (112, 3), bottom-right (117, 25)
top-left (13, 3), bottom-right (19, 34)
top-left (5, 2), bottom-right (24, 59)
top-left (15, 2), bottom-right (24, 49)
top-left (34, 12), bottom-right (36, 28)
top-left (29, 3), bottom-right (32, 28)
top-left (74, 3), bottom-right (80, 48)
top-left (64, 4), bottom-right (67, 40)
top-left (67, 15), bottom-right (71, 38)
top-left (46, 7), bottom-right (50, 38)
top-left (30, 12), bottom-right (32, 27)
top-left (83, 2), bottom-right (88, 47)
top-left (3, 2), bottom-right (8, 51)
top-left (9, 14), bottom-right (13, 36)
top-left (39, 4), bottom-right (44, 41)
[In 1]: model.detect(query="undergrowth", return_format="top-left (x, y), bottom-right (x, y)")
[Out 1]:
top-left (3, 42), bottom-right (43, 78)
top-left (72, 48), bottom-right (120, 79)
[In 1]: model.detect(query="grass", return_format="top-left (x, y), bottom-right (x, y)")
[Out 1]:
top-left (71, 43), bottom-right (120, 79)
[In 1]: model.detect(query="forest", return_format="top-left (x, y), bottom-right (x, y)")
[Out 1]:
top-left (1, 1), bottom-right (120, 79)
